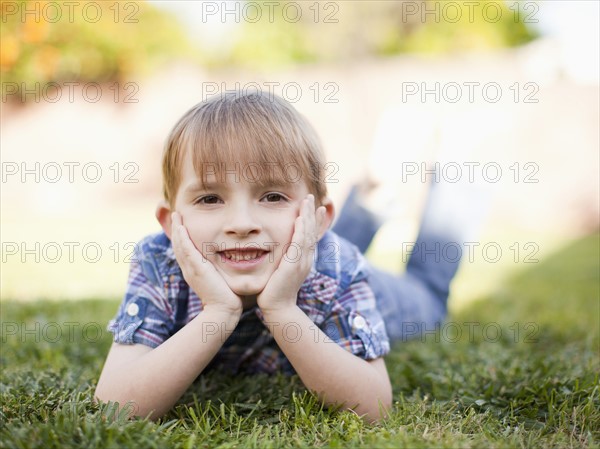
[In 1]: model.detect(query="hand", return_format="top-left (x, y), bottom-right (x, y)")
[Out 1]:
top-left (257, 194), bottom-right (326, 315)
top-left (171, 212), bottom-right (243, 316)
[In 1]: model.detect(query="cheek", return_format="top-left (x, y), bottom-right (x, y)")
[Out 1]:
top-left (284, 210), bottom-right (300, 239)
top-left (271, 213), bottom-right (299, 251)
top-left (182, 221), bottom-right (214, 253)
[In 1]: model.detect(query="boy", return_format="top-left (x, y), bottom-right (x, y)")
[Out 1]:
top-left (95, 91), bottom-right (468, 423)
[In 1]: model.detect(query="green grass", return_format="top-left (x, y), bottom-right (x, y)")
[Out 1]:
top-left (1, 233), bottom-right (599, 448)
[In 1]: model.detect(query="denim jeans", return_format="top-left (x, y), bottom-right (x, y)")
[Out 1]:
top-left (332, 180), bottom-right (476, 342)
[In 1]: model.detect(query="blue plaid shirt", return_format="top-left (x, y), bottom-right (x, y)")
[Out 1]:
top-left (107, 230), bottom-right (390, 375)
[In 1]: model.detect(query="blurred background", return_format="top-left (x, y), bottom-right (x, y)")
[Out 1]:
top-left (1, 0), bottom-right (598, 311)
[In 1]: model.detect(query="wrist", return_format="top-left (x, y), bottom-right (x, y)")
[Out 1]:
top-left (259, 303), bottom-right (300, 322)
top-left (202, 303), bottom-right (243, 320)
top-left (188, 305), bottom-right (241, 348)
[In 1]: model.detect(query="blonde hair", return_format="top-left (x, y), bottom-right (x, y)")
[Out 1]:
top-left (162, 91), bottom-right (328, 208)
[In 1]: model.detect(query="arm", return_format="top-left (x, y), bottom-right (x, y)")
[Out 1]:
top-left (262, 305), bottom-right (392, 422)
top-left (95, 307), bottom-right (240, 420)
top-left (96, 213), bottom-right (243, 420)
top-left (258, 195), bottom-right (392, 422)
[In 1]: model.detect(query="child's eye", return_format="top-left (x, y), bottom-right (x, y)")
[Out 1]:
top-left (194, 195), bottom-right (221, 205)
top-left (262, 193), bottom-right (287, 203)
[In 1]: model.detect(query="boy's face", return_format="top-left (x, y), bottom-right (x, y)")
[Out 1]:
top-left (172, 153), bottom-right (313, 300)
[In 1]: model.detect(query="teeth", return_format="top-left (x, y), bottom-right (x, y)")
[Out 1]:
top-left (223, 250), bottom-right (261, 262)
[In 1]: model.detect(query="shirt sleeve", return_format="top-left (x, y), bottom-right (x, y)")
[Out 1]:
top-left (320, 278), bottom-right (390, 360)
top-left (107, 258), bottom-right (174, 348)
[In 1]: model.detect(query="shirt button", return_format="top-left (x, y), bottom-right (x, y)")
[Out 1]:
top-left (127, 303), bottom-right (140, 317)
top-left (353, 315), bottom-right (367, 330)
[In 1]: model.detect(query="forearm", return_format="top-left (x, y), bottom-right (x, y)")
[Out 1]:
top-left (262, 306), bottom-right (392, 422)
top-left (95, 307), bottom-right (239, 419)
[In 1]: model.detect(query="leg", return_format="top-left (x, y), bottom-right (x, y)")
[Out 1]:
top-left (373, 172), bottom-right (491, 342)
top-left (369, 266), bottom-right (447, 342)
top-left (332, 185), bottom-right (384, 254)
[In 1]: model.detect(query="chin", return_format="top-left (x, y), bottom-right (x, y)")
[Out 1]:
top-left (231, 287), bottom-right (261, 296)
top-left (228, 279), bottom-right (266, 297)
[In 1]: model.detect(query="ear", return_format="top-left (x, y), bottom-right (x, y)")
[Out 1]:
top-left (317, 197), bottom-right (336, 239)
top-left (155, 200), bottom-right (173, 240)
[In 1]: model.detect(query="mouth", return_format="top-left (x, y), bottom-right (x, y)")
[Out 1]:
top-left (217, 248), bottom-right (270, 265)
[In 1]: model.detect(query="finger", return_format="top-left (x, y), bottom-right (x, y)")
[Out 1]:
top-left (307, 196), bottom-right (318, 249)
top-left (171, 211), bottom-right (181, 226)
top-left (282, 201), bottom-right (305, 268)
top-left (170, 212), bottom-right (186, 250)
top-left (283, 196), bottom-right (314, 270)
top-left (305, 195), bottom-right (321, 250)
top-left (179, 227), bottom-right (205, 263)
top-left (315, 206), bottom-right (326, 240)
top-left (170, 212), bottom-right (182, 253)
top-left (301, 195), bottom-right (313, 243)
top-left (290, 212), bottom-right (305, 249)
top-left (291, 196), bottom-right (307, 242)
top-left (171, 214), bottom-right (206, 266)
top-left (307, 194), bottom-right (316, 236)
top-left (301, 195), bottom-right (318, 269)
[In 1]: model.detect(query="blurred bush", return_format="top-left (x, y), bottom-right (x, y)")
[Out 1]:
top-left (210, 0), bottom-right (538, 69)
top-left (0, 0), bottom-right (189, 87)
top-left (1, 1), bottom-right (538, 95)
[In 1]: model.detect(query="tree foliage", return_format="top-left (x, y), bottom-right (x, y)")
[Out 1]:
top-left (0, 0), bottom-right (188, 86)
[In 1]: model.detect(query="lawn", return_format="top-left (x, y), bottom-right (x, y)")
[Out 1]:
top-left (1, 233), bottom-right (598, 448)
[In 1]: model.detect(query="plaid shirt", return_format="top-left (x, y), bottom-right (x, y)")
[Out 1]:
top-left (107, 230), bottom-right (390, 375)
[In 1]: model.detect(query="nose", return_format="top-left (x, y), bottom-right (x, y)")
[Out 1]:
top-left (223, 202), bottom-right (262, 237)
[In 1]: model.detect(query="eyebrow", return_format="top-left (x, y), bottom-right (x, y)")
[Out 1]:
top-left (184, 180), bottom-right (296, 194)
top-left (183, 181), bottom-right (222, 193)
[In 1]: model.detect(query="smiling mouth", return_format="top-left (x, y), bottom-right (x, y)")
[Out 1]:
top-left (218, 249), bottom-right (269, 262)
